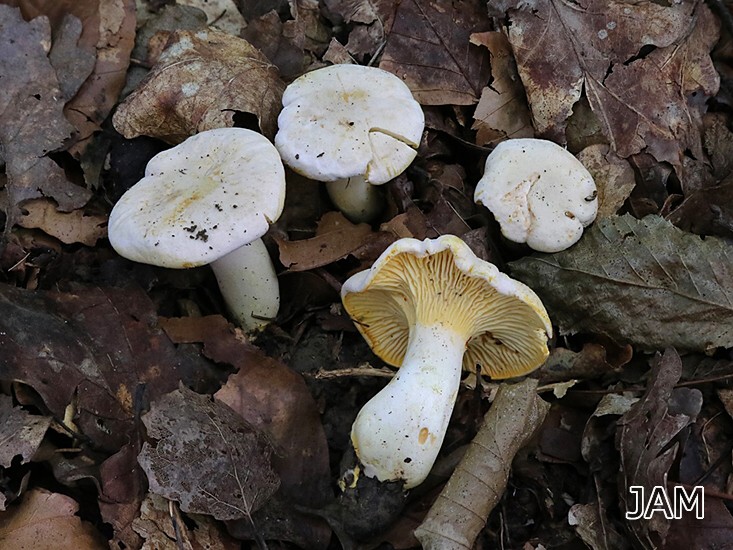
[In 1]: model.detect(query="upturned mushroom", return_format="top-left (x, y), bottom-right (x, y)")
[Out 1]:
top-left (341, 235), bottom-right (552, 489)
top-left (274, 64), bottom-right (424, 222)
top-left (475, 138), bottom-right (598, 253)
top-left (108, 127), bottom-right (285, 332)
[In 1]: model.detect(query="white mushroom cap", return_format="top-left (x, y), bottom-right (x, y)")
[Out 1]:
top-left (474, 138), bottom-right (598, 253)
top-left (274, 64), bottom-right (424, 185)
top-left (109, 128), bottom-right (285, 268)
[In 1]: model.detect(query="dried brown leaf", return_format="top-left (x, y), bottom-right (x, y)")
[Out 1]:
top-left (99, 444), bottom-right (146, 550)
top-left (6, 0), bottom-right (135, 154)
top-left (113, 28), bottom-right (285, 142)
top-left (493, 0), bottom-right (719, 164)
top-left (0, 283), bottom-right (214, 451)
top-left (0, 488), bottom-right (106, 549)
top-left (379, 0), bottom-right (490, 105)
top-left (177, 0), bottom-right (245, 35)
top-left (132, 493), bottom-right (240, 550)
top-left (160, 315), bottom-right (332, 547)
top-left (139, 384), bottom-right (280, 521)
top-left (275, 211), bottom-right (375, 271)
top-left (0, 395), bottom-right (52, 468)
top-left (577, 144), bottom-right (636, 218)
top-left (414, 379), bottom-right (549, 549)
top-left (667, 180), bottom-right (733, 238)
top-left (0, 6), bottom-right (92, 220)
top-left (470, 31), bottom-right (534, 145)
top-left (17, 198), bottom-right (107, 246)
top-left (616, 349), bottom-right (702, 548)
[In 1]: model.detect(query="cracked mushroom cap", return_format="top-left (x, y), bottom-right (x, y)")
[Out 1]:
top-left (274, 64), bottom-right (424, 185)
top-left (341, 235), bottom-right (552, 378)
top-left (475, 138), bottom-right (598, 253)
top-left (108, 128), bottom-right (285, 268)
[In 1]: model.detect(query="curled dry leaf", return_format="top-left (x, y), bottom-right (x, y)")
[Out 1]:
top-left (576, 144), bottom-right (636, 218)
top-left (509, 214), bottom-right (733, 352)
top-left (160, 315), bottom-right (332, 548)
top-left (415, 379), bottom-right (549, 549)
top-left (18, 198), bottom-right (107, 246)
top-left (177, 0), bottom-right (245, 35)
top-left (0, 488), bottom-right (106, 549)
top-left (138, 384), bottom-right (280, 521)
top-left (113, 28), bottom-right (285, 142)
top-left (492, 0), bottom-right (719, 165)
top-left (0, 6), bottom-right (91, 221)
top-left (0, 394), bottom-right (52, 468)
top-left (275, 211), bottom-right (379, 271)
top-left (470, 31), bottom-right (534, 145)
top-left (132, 493), bottom-right (240, 550)
top-left (379, 0), bottom-right (490, 105)
top-left (6, 0), bottom-right (136, 154)
top-left (616, 349), bottom-right (702, 548)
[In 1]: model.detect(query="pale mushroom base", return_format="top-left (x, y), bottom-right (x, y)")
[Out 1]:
top-left (326, 176), bottom-right (384, 223)
top-left (351, 322), bottom-right (465, 489)
top-left (210, 238), bottom-right (279, 332)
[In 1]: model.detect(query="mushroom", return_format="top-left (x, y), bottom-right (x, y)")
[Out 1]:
top-left (108, 127), bottom-right (285, 332)
top-left (474, 138), bottom-right (598, 253)
top-left (274, 64), bottom-right (424, 222)
top-left (341, 235), bottom-right (552, 489)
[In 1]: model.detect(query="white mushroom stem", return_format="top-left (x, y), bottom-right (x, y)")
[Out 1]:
top-left (209, 238), bottom-right (279, 333)
top-left (326, 176), bottom-right (384, 223)
top-left (351, 322), bottom-right (466, 489)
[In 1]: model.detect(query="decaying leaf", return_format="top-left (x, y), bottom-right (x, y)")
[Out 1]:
top-left (616, 349), bottom-right (702, 548)
top-left (17, 198), bottom-right (107, 246)
top-left (0, 6), bottom-right (92, 221)
top-left (132, 493), bottom-right (240, 550)
top-left (470, 31), bottom-right (534, 145)
top-left (509, 214), bottom-right (733, 352)
top-left (379, 0), bottom-right (490, 105)
top-left (0, 488), bottom-right (106, 549)
top-left (0, 282), bottom-right (214, 451)
top-left (568, 503), bottom-right (630, 550)
top-left (160, 315), bottom-right (332, 548)
top-left (138, 384), bottom-right (280, 521)
top-left (177, 0), bottom-right (245, 35)
top-left (0, 395), bottom-right (52, 468)
top-left (113, 28), bottom-right (285, 142)
top-left (99, 443), bottom-right (146, 550)
top-left (415, 379), bottom-right (549, 549)
top-left (492, 0), bottom-right (719, 165)
top-left (577, 144), bottom-right (636, 218)
top-left (275, 211), bottom-right (380, 271)
top-left (666, 180), bottom-right (733, 239)
top-left (6, 0), bottom-right (136, 154)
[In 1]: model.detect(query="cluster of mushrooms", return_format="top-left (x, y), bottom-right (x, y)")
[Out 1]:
top-left (108, 64), bottom-right (599, 492)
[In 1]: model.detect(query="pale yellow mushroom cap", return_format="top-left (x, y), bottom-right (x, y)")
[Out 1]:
top-left (341, 235), bottom-right (552, 379)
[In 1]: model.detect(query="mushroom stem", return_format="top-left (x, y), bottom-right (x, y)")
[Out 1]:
top-left (209, 238), bottom-right (279, 332)
top-left (350, 322), bottom-right (466, 489)
top-left (326, 176), bottom-right (384, 223)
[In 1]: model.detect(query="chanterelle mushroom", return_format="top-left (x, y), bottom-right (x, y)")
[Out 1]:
top-left (274, 64), bottom-right (424, 222)
top-left (475, 138), bottom-right (598, 253)
top-left (341, 235), bottom-right (552, 489)
top-left (108, 128), bottom-right (285, 332)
